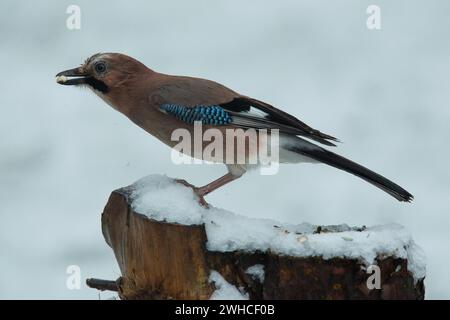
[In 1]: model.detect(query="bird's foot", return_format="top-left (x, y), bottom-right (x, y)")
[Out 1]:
top-left (174, 179), bottom-right (209, 208)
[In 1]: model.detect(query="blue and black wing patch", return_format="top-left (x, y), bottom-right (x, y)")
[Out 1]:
top-left (161, 104), bottom-right (232, 125)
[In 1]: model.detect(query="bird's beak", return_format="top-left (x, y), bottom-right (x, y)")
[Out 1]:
top-left (55, 67), bottom-right (89, 85)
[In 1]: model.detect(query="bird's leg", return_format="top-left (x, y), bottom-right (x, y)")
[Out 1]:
top-left (174, 172), bottom-right (241, 207)
top-left (195, 172), bottom-right (240, 197)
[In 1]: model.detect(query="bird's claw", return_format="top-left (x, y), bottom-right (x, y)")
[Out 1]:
top-left (174, 179), bottom-right (195, 189)
top-left (174, 179), bottom-right (209, 208)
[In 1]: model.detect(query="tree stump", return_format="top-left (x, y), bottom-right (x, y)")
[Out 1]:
top-left (89, 178), bottom-right (425, 300)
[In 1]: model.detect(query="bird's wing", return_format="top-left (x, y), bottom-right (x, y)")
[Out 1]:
top-left (220, 97), bottom-right (339, 146)
top-left (150, 76), bottom-right (239, 106)
top-left (152, 76), bottom-right (339, 146)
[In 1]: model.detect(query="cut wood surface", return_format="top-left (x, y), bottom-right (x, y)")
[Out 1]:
top-left (91, 184), bottom-right (425, 300)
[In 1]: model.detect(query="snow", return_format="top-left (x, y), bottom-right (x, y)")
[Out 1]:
top-left (209, 271), bottom-right (249, 300)
top-left (131, 175), bottom-right (204, 225)
top-left (245, 264), bottom-right (265, 283)
top-left (130, 174), bottom-right (426, 282)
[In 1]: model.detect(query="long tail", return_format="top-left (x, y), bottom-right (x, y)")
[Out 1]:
top-left (285, 139), bottom-right (414, 202)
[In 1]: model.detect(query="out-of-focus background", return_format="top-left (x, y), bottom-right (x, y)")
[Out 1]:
top-left (0, 0), bottom-right (449, 299)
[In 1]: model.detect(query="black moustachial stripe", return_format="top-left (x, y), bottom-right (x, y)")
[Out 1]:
top-left (85, 77), bottom-right (109, 93)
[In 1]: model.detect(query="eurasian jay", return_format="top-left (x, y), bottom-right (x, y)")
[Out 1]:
top-left (56, 53), bottom-right (413, 202)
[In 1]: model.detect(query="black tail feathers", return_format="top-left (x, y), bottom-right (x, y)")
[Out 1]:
top-left (290, 146), bottom-right (413, 202)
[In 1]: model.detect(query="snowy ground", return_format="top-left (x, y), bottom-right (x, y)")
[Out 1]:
top-left (209, 271), bottom-right (249, 300)
top-left (1, 1), bottom-right (449, 299)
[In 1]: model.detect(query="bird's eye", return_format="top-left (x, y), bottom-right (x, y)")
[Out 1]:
top-left (94, 61), bottom-right (107, 74)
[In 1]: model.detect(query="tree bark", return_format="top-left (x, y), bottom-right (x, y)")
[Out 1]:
top-left (94, 187), bottom-right (425, 300)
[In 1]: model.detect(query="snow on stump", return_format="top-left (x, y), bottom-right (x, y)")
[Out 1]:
top-left (90, 175), bottom-right (425, 300)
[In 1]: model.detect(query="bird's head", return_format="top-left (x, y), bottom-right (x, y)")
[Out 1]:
top-left (56, 53), bottom-right (150, 94)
